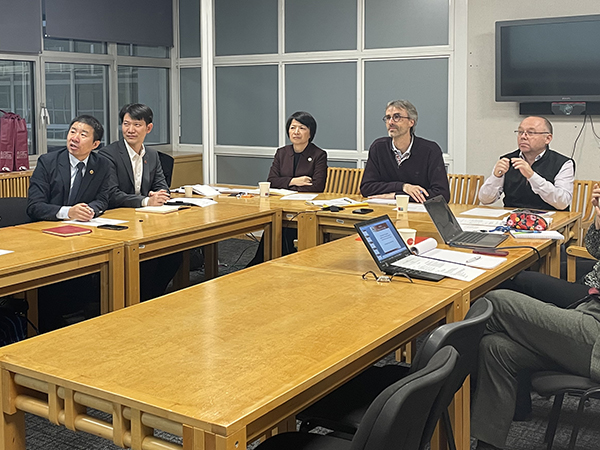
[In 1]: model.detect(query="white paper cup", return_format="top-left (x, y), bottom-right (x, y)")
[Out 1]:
top-left (397, 228), bottom-right (417, 246)
top-left (184, 186), bottom-right (193, 198)
top-left (395, 194), bottom-right (409, 212)
top-left (259, 182), bottom-right (271, 197)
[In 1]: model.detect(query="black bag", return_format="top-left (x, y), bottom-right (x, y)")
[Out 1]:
top-left (0, 297), bottom-right (28, 346)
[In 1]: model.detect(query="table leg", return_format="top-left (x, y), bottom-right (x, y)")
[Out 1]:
top-left (183, 425), bottom-right (246, 450)
top-left (125, 245), bottom-right (140, 307)
top-left (25, 290), bottom-right (38, 337)
top-left (297, 212), bottom-right (318, 250)
top-left (110, 246), bottom-right (125, 311)
top-left (549, 241), bottom-right (561, 278)
top-left (0, 370), bottom-right (25, 450)
top-left (264, 210), bottom-right (282, 259)
top-left (204, 244), bottom-right (219, 279)
top-left (173, 250), bottom-right (191, 289)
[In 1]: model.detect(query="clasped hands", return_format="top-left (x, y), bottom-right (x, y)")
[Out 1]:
top-left (147, 189), bottom-right (170, 206)
top-left (290, 176), bottom-right (312, 187)
top-left (368, 183), bottom-right (429, 203)
top-left (493, 157), bottom-right (534, 179)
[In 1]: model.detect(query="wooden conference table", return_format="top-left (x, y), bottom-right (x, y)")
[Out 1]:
top-left (0, 227), bottom-right (124, 324)
top-left (20, 202), bottom-right (282, 307)
top-left (0, 264), bottom-right (462, 450)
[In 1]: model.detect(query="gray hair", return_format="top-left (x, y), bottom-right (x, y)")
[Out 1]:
top-left (386, 99), bottom-right (418, 135)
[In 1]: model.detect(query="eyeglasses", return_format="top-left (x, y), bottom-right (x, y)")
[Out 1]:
top-left (382, 113), bottom-right (410, 123)
top-left (514, 130), bottom-right (551, 137)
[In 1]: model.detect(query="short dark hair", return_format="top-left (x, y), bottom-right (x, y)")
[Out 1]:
top-left (69, 115), bottom-right (104, 142)
top-left (119, 103), bottom-right (153, 125)
top-left (286, 111), bottom-right (317, 143)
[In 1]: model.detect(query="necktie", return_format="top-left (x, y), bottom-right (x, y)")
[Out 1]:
top-left (69, 161), bottom-right (85, 205)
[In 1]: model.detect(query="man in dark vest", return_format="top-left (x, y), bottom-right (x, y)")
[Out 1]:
top-left (478, 116), bottom-right (574, 211)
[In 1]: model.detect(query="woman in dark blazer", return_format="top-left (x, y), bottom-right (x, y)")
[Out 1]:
top-left (267, 111), bottom-right (327, 192)
top-left (247, 112), bottom-right (328, 266)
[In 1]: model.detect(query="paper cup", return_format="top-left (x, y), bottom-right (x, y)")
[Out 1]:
top-left (395, 194), bottom-right (409, 212)
top-left (397, 228), bottom-right (417, 246)
top-left (259, 182), bottom-right (271, 197)
top-left (184, 186), bottom-right (193, 197)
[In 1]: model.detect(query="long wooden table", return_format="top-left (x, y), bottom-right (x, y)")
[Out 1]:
top-left (20, 202), bottom-right (282, 306)
top-left (0, 227), bottom-right (124, 321)
top-left (0, 264), bottom-right (461, 450)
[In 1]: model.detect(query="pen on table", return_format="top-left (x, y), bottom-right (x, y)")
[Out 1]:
top-left (465, 256), bottom-right (481, 264)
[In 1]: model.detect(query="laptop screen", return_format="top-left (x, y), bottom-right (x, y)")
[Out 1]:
top-left (423, 195), bottom-right (464, 242)
top-left (355, 216), bottom-right (411, 266)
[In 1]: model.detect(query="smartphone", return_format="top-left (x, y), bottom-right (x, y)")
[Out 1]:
top-left (97, 224), bottom-right (129, 231)
top-left (352, 208), bottom-right (374, 214)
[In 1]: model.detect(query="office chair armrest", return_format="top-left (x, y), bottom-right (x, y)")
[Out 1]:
top-left (566, 245), bottom-right (595, 260)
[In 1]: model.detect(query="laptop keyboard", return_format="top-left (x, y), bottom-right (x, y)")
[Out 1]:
top-left (456, 232), bottom-right (486, 244)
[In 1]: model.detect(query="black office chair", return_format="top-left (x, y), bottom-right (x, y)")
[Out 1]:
top-left (157, 151), bottom-right (174, 188)
top-left (255, 346), bottom-right (459, 450)
top-left (0, 197), bottom-right (30, 228)
top-left (531, 371), bottom-right (600, 450)
top-left (297, 298), bottom-right (493, 450)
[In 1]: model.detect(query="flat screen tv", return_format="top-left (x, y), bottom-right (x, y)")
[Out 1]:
top-left (496, 15), bottom-right (600, 103)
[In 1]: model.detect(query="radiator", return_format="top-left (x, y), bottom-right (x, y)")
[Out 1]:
top-left (0, 170), bottom-right (32, 198)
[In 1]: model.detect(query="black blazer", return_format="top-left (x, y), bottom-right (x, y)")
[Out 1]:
top-left (27, 148), bottom-right (111, 221)
top-left (267, 143), bottom-right (328, 192)
top-left (99, 140), bottom-right (169, 208)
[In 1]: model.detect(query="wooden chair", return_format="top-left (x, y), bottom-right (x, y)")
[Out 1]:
top-left (566, 180), bottom-right (599, 281)
top-left (324, 167), bottom-right (364, 195)
top-left (447, 174), bottom-right (484, 205)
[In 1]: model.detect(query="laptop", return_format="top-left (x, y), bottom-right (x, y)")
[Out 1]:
top-left (424, 195), bottom-right (508, 248)
top-left (354, 215), bottom-right (444, 281)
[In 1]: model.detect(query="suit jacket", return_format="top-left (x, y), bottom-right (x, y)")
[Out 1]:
top-left (27, 148), bottom-right (111, 221)
top-left (99, 140), bottom-right (169, 208)
top-left (267, 143), bottom-right (328, 192)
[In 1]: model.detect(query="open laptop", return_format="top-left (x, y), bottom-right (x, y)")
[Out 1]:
top-left (354, 215), bottom-right (444, 281)
top-left (424, 195), bottom-right (508, 248)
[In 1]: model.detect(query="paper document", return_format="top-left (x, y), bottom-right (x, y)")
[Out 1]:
top-left (167, 198), bottom-right (217, 207)
top-left (280, 193), bottom-right (318, 201)
top-left (366, 198), bottom-right (395, 205)
top-left (245, 188), bottom-right (297, 196)
top-left (191, 184), bottom-right (220, 197)
top-left (409, 237), bottom-right (506, 269)
top-left (408, 203), bottom-right (427, 212)
top-left (510, 230), bottom-right (564, 240)
top-left (0, 249), bottom-right (13, 256)
top-left (391, 255), bottom-right (485, 282)
top-left (64, 218), bottom-right (128, 227)
top-left (460, 208), bottom-right (513, 218)
top-left (311, 197), bottom-right (364, 207)
top-left (457, 218), bottom-right (505, 233)
top-left (135, 205), bottom-right (183, 214)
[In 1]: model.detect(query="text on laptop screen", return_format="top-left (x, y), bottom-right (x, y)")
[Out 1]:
top-left (357, 218), bottom-right (408, 263)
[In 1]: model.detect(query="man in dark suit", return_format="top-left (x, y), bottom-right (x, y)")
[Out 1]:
top-left (100, 103), bottom-right (180, 301)
top-left (27, 115), bottom-right (111, 221)
top-left (27, 115), bottom-right (110, 332)
top-left (99, 103), bottom-right (170, 208)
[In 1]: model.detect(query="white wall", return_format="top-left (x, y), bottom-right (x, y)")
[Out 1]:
top-left (467, 1), bottom-right (600, 181)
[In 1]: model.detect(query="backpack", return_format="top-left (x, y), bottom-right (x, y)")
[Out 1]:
top-left (0, 110), bottom-right (29, 172)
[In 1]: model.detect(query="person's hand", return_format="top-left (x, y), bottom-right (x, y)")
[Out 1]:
top-left (510, 158), bottom-right (534, 179)
top-left (591, 183), bottom-right (600, 228)
top-left (290, 176), bottom-right (312, 187)
top-left (368, 193), bottom-right (395, 199)
top-left (68, 203), bottom-right (95, 221)
top-left (493, 158), bottom-right (510, 178)
top-left (403, 183), bottom-right (429, 203)
top-left (148, 190), bottom-right (170, 206)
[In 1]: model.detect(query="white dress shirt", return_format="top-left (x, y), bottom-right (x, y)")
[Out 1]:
top-left (478, 150), bottom-right (574, 210)
top-left (57, 153), bottom-right (90, 219)
top-left (124, 140), bottom-right (150, 206)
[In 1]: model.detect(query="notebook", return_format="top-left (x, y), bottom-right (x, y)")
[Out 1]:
top-left (354, 215), bottom-right (444, 281)
top-left (42, 225), bottom-right (92, 237)
top-left (423, 195), bottom-right (508, 248)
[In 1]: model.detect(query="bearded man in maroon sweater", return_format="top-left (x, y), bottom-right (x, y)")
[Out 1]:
top-left (360, 100), bottom-right (450, 203)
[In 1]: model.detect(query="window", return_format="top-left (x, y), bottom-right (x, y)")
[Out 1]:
top-left (117, 44), bottom-right (169, 59)
top-left (44, 38), bottom-right (107, 54)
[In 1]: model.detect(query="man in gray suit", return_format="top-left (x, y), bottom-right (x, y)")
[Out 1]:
top-left (101, 103), bottom-right (180, 301)
top-left (99, 103), bottom-right (169, 208)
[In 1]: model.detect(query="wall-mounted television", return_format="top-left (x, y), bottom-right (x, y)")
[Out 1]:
top-left (496, 15), bottom-right (600, 103)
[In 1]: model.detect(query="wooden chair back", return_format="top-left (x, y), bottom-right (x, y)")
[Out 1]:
top-left (572, 180), bottom-right (598, 230)
top-left (447, 174), bottom-right (484, 205)
top-left (324, 167), bottom-right (364, 195)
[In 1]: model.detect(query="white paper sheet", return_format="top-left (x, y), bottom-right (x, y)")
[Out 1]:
top-left (0, 249), bottom-right (13, 256)
top-left (280, 193), bottom-right (318, 201)
top-left (191, 184), bottom-right (221, 197)
top-left (459, 208), bottom-right (513, 218)
top-left (311, 197), bottom-right (364, 207)
top-left (365, 198), bottom-right (395, 205)
top-left (391, 255), bottom-right (485, 282)
top-left (456, 218), bottom-right (505, 233)
top-left (408, 203), bottom-right (427, 212)
top-left (509, 230), bottom-right (564, 240)
top-left (64, 218), bottom-right (128, 227)
top-left (422, 249), bottom-right (506, 269)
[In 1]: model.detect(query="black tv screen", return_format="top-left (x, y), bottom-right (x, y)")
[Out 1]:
top-left (496, 15), bottom-right (600, 102)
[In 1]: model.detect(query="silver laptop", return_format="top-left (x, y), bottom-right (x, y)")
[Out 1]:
top-left (423, 195), bottom-right (508, 248)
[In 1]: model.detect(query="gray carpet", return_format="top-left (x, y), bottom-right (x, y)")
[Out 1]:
top-left (19, 238), bottom-right (600, 449)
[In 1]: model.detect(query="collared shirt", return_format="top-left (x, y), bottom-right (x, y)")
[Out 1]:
top-left (124, 140), bottom-right (150, 206)
top-left (391, 136), bottom-right (414, 166)
top-left (57, 153), bottom-right (90, 219)
top-left (478, 150), bottom-right (574, 210)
